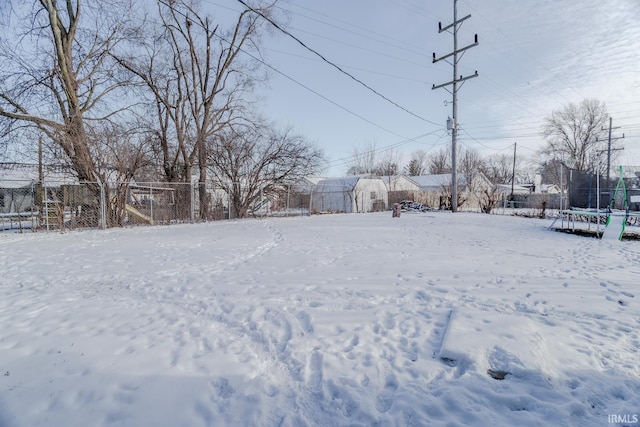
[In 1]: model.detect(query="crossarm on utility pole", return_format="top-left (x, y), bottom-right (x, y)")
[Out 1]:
top-left (431, 0), bottom-right (478, 213)
top-left (438, 14), bottom-right (471, 33)
top-left (432, 71), bottom-right (478, 90)
top-left (433, 37), bottom-right (478, 63)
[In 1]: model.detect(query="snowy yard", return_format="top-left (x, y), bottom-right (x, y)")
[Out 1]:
top-left (0, 212), bottom-right (638, 426)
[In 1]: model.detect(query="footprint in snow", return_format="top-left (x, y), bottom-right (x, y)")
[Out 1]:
top-left (375, 373), bottom-right (398, 413)
top-left (305, 351), bottom-right (323, 394)
top-left (210, 377), bottom-right (234, 399)
top-left (295, 311), bottom-right (313, 334)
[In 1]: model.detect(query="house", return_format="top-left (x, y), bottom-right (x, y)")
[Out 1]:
top-left (408, 172), bottom-right (494, 210)
top-left (537, 184), bottom-right (561, 194)
top-left (379, 175), bottom-right (422, 205)
top-left (496, 175), bottom-right (562, 209)
top-left (0, 163), bottom-right (77, 214)
top-left (495, 183), bottom-right (531, 197)
top-left (311, 176), bottom-right (388, 213)
top-left (512, 175), bottom-right (561, 195)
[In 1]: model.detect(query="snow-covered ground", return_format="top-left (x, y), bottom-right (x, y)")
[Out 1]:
top-left (1, 212), bottom-right (639, 427)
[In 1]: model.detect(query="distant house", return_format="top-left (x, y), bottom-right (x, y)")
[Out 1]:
top-left (499, 175), bottom-right (561, 196)
top-left (0, 163), bottom-right (77, 214)
top-left (495, 183), bottom-right (531, 197)
top-left (379, 175), bottom-right (422, 205)
top-left (537, 184), bottom-right (561, 194)
top-left (408, 172), bottom-right (494, 210)
top-left (495, 175), bottom-right (562, 209)
top-left (311, 176), bottom-right (388, 213)
top-left (379, 175), bottom-right (419, 192)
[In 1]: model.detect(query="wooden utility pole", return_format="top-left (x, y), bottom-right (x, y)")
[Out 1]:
top-left (602, 117), bottom-right (624, 188)
top-left (38, 136), bottom-right (43, 183)
top-left (432, 0), bottom-right (478, 212)
top-left (510, 142), bottom-right (516, 200)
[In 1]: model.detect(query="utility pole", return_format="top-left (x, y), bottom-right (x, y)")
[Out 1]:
top-left (432, 0), bottom-right (478, 212)
top-left (38, 136), bottom-right (43, 184)
top-left (602, 117), bottom-right (624, 188)
top-left (510, 142), bottom-right (517, 201)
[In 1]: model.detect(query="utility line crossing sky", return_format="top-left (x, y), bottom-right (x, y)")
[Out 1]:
top-left (219, 0), bottom-right (640, 175)
top-left (4, 0), bottom-right (637, 176)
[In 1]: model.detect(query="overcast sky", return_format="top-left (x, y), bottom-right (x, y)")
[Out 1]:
top-left (216, 0), bottom-right (640, 175)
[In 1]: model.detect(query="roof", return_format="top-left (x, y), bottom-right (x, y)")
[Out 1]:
top-left (315, 176), bottom-right (360, 192)
top-left (408, 172), bottom-right (493, 190)
top-left (495, 184), bottom-right (530, 195)
top-left (408, 174), bottom-right (455, 189)
top-left (0, 163), bottom-right (77, 188)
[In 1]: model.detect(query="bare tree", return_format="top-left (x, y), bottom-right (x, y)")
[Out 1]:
top-left (536, 158), bottom-right (563, 189)
top-left (208, 122), bottom-right (324, 218)
top-left (405, 149), bottom-right (429, 176)
top-left (0, 0), bottom-right (135, 225)
top-left (113, 0), bottom-right (272, 219)
top-left (482, 153), bottom-right (513, 184)
top-left (346, 140), bottom-right (377, 175)
top-left (479, 186), bottom-right (500, 214)
top-left (439, 184), bottom-right (466, 211)
top-left (0, 0), bottom-right (133, 180)
top-left (541, 99), bottom-right (612, 172)
top-left (429, 146), bottom-right (451, 174)
top-left (458, 147), bottom-right (484, 187)
top-left (374, 149), bottom-right (402, 176)
top-left (89, 122), bottom-right (152, 225)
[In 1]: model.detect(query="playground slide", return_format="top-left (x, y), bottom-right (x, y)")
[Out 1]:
top-left (251, 198), bottom-right (269, 213)
top-left (125, 204), bottom-right (154, 225)
top-left (601, 215), bottom-right (625, 241)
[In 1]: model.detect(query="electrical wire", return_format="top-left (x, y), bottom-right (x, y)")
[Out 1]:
top-left (460, 0), bottom-right (586, 101)
top-left (148, 0), bottom-right (444, 151)
top-left (273, 4), bottom-right (428, 58)
top-left (326, 129), bottom-right (448, 171)
top-left (234, 0), bottom-right (443, 127)
top-left (276, 2), bottom-right (430, 55)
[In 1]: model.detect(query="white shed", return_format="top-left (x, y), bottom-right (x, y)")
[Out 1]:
top-left (312, 176), bottom-right (388, 213)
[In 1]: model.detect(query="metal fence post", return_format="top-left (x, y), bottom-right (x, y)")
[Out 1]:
top-left (100, 181), bottom-right (107, 229)
top-left (43, 181), bottom-right (50, 231)
top-left (190, 181), bottom-right (196, 223)
top-left (149, 185), bottom-right (154, 223)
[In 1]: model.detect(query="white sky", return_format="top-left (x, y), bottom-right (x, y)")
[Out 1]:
top-left (3, 1), bottom-right (638, 177)
top-left (217, 0), bottom-right (640, 175)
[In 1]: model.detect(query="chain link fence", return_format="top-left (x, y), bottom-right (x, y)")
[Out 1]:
top-left (8, 169), bottom-right (636, 233)
top-left (566, 165), bottom-right (640, 211)
top-left (0, 180), bottom-right (313, 232)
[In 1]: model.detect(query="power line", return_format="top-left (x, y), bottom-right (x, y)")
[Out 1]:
top-left (431, 0), bottom-right (479, 212)
top-left (234, 0), bottom-right (442, 127)
top-left (391, 0), bottom-right (447, 23)
top-left (459, 128), bottom-right (514, 152)
top-left (326, 129), bottom-right (448, 170)
top-left (262, 46), bottom-right (428, 84)
top-left (273, 5), bottom-right (428, 58)
top-left (460, 0), bottom-right (586, 101)
top-left (152, 1), bottom-right (440, 153)
top-left (278, 2), bottom-right (430, 54)
top-left (286, 25), bottom-right (432, 69)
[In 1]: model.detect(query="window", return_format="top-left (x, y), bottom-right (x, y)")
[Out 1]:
top-left (370, 192), bottom-right (377, 199)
